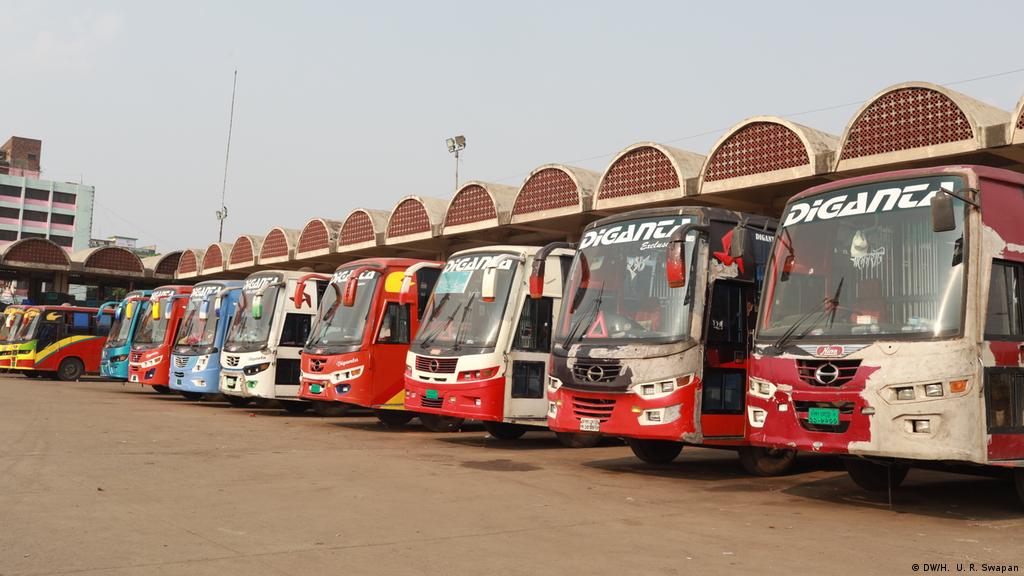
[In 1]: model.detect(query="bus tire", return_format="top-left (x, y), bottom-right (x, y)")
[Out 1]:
top-left (226, 395), bottom-right (252, 408)
top-left (738, 446), bottom-right (797, 477)
top-left (375, 409), bottom-right (414, 428)
top-left (56, 358), bottom-right (85, 382)
top-left (1014, 469), bottom-right (1024, 507)
top-left (419, 413), bottom-right (464, 433)
top-left (483, 421), bottom-right (528, 440)
top-left (627, 439), bottom-right (683, 464)
top-left (556, 432), bottom-right (602, 448)
top-left (280, 400), bottom-right (309, 414)
top-left (313, 401), bottom-right (351, 417)
top-left (180, 391), bottom-right (204, 401)
top-left (152, 385), bottom-right (172, 394)
top-left (844, 458), bottom-right (908, 492)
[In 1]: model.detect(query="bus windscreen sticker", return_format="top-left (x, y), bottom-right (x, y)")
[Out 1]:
top-left (435, 271), bottom-right (472, 294)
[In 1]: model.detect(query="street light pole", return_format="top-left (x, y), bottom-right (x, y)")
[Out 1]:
top-left (446, 135), bottom-right (466, 192)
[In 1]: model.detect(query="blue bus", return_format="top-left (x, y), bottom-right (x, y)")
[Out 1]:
top-left (99, 290), bottom-right (152, 380)
top-left (169, 280), bottom-right (243, 401)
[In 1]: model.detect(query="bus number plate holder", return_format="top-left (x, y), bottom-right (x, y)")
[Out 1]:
top-left (807, 407), bottom-right (840, 426)
top-left (129, 374), bottom-right (139, 383)
top-left (580, 418), bottom-right (600, 432)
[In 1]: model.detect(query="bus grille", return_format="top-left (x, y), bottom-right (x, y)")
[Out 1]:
top-left (796, 360), bottom-right (860, 387)
top-left (572, 360), bottom-right (622, 384)
top-left (421, 397), bottom-right (445, 409)
top-left (131, 352), bottom-right (143, 363)
top-left (174, 356), bottom-right (189, 368)
top-left (416, 356), bottom-right (458, 374)
top-left (225, 355), bottom-right (240, 367)
top-left (572, 397), bottom-right (616, 422)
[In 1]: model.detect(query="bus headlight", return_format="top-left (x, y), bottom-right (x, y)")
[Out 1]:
top-left (547, 402), bottom-right (557, 417)
top-left (547, 376), bottom-right (562, 392)
top-left (924, 383), bottom-right (943, 397)
top-left (895, 387), bottom-right (915, 401)
top-left (748, 376), bottom-right (775, 399)
top-left (109, 354), bottom-right (128, 363)
top-left (139, 356), bottom-right (163, 368)
top-left (243, 362), bottom-right (271, 376)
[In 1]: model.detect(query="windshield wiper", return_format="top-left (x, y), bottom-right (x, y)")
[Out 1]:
top-left (419, 299), bottom-right (465, 350)
top-left (561, 286), bottom-right (604, 349)
top-left (451, 294), bottom-right (478, 351)
top-left (770, 276), bottom-right (844, 352)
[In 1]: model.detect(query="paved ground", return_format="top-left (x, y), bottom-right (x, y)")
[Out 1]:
top-left (0, 376), bottom-right (1022, 576)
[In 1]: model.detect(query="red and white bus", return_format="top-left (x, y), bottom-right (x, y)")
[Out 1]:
top-left (747, 166), bottom-right (1024, 502)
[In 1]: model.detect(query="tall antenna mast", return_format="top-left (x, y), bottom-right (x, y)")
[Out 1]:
top-left (217, 70), bottom-right (237, 242)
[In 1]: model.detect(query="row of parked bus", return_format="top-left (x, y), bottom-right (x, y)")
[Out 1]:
top-left (5, 165), bottom-right (1023, 504)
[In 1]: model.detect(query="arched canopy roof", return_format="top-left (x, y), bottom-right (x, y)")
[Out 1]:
top-left (593, 142), bottom-right (704, 211)
top-left (71, 247), bottom-right (145, 277)
top-left (700, 117), bottom-right (839, 194)
top-left (200, 242), bottom-right (232, 274)
top-left (383, 196), bottom-right (447, 245)
top-left (337, 209), bottom-right (389, 253)
top-left (510, 164), bottom-right (599, 224)
top-left (1010, 93), bottom-right (1024, 145)
top-left (226, 235), bottom-right (263, 270)
top-left (143, 251), bottom-right (182, 279)
top-left (258, 227), bottom-right (300, 264)
top-left (296, 218), bottom-right (343, 259)
top-left (836, 81), bottom-right (1009, 172)
top-left (176, 248), bottom-right (206, 279)
top-left (1, 238), bottom-right (71, 271)
top-left (442, 181), bottom-right (518, 235)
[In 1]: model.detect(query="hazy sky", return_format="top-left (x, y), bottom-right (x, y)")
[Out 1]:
top-left (3, 1), bottom-right (1024, 252)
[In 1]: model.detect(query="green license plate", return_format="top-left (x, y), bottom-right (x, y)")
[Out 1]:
top-left (807, 407), bottom-right (840, 426)
top-left (426, 389), bottom-right (439, 400)
top-left (310, 384), bottom-right (322, 394)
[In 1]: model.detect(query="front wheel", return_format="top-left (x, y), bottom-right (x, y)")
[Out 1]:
top-left (179, 391), bottom-right (204, 401)
top-left (738, 446), bottom-right (797, 477)
top-left (152, 385), bottom-right (171, 395)
top-left (225, 395), bottom-right (252, 408)
top-left (280, 400), bottom-right (310, 414)
top-left (844, 458), bottom-right (909, 492)
top-left (556, 432), bottom-right (602, 448)
top-left (483, 421), bottom-right (528, 440)
top-left (628, 439), bottom-right (683, 464)
top-left (313, 401), bottom-right (351, 417)
top-left (375, 409), bottom-right (415, 428)
top-left (57, 358), bottom-right (85, 382)
top-left (419, 413), bottom-right (464, 433)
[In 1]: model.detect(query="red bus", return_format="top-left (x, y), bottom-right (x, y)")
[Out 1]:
top-left (9, 305), bottom-right (114, 380)
top-left (128, 286), bottom-right (193, 393)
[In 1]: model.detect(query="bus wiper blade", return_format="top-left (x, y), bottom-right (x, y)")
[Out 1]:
top-left (826, 277), bottom-right (844, 329)
top-left (419, 300), bottom-right (464, 349)
top-left (561, 287), bottom-right (603, 349)
top-left (452, 295), bottom-right (477, 351)
top-left (772, 277), bottom-right (845, 352)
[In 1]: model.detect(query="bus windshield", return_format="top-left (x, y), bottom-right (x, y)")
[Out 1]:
top-left (132, 301), bottom-right (172, 349)
top-left (758, 176), bottom-right (966, 342)
top-left (1, 311), bottom-right (25, 341)
top-left (16, 312), bottom-right (40, 341)
top-left (175, 298), bottom-right (221, 352)
top-left (556, 216), bottom-right (696, 347)
top-left (225, 286), bottom-right (281, 352)
top-left (105, 306), bottom-right (136, 348)
top-left (413, 253), bottom-right (518, 353)
top-left (306, 271), bottom-right (378, 351)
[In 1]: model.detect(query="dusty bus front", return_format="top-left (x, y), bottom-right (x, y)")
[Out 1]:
top-left (168, 281), bottom-right (243, 401)
top-left (298, 258), bottom-right (441, 422)
top-left (748, 166), bottom-right (1024, 502)
top-left (98, 291), bottom-right (151, 380)
top-left (546, 208), bottom-right (795, 474)
top-left (403, 246), bottom-right (577, 440)
top-left (0, 305), bottom-right (27, 370)
top-left (128, 286), bottom-right (193, 393)
top-left (219, 270), bottom-right (324, 413)
top-left (10, 305), bottom-right (113, 380)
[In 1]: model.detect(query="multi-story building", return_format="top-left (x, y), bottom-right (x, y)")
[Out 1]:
top-left (0, 137), bottom-right (94, 252)
top-left (89, 235), bottom-right (157, 257)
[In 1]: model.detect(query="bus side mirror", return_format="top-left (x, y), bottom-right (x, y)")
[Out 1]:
top-left (729, 225), bottom-right (747, 260)
top-left (125, 302), bottom-right (134, 319)
top-left (667, 238), bottom-right (686, 288)
top-left (343, 277), bottom-right (358, 307)
top-left (293, 282), bottom-right (307, 309)
top-left (252, 294), bottom-right (263, 320)
top-left (151, 302), bottom-right (161, 320)
top-left (165, 301), bottom-right (173, 318)
top-left (214, 296), bottom-right (222, 317)
top-left (398, 273), bottom-right (414, 306)
top-left (481, 265), bottom-right (497, 303)
top-left (198, 300), bottom-right (210, 321)
top-left (931, 192), bottom-right (956, 233)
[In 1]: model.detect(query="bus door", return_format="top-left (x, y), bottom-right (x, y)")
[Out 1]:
top-left (36, 311), bottom-right (66, 359)
top-left (507, 295), bottom-right (554, 419)
top-left (700, 280), bottom-right (752, 439)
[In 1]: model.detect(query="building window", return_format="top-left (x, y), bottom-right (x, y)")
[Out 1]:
top-left (0, 207), bottom-right (18, 219)
top-left (0, 230), bottom-right (17, 241)
top-left (27, 153), bottom-right (38, 161)
top-left (20, 232), bottom-right (46, 239)
top-left (52, 191), bottom-right (76, 205)
top-left (0, 184), bottom-right (20, 198)
top-left (21, 210), bottom-right (48, 223)
top-left (50, 213), bottom-right (74, 226)
top-left (49, 235), bottom-right (73, 247)
top-left (25, 188), bottom-right (49, 201)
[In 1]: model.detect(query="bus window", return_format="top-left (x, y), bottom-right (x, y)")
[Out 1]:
top-left (279, 313), bottom-right (312, 347)
top-left (96, 313), bottom-right (113, 337)
top-left (416, 267), bottom-right (441, 320)
top-left (67, 312), bottom-right (91, 336)
top-left (512, 297), bottom-right (553, 352)
top-left (377, 303), bottom-right (410, 344)
top-left (985, 260), bottom-right (1023, 339)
